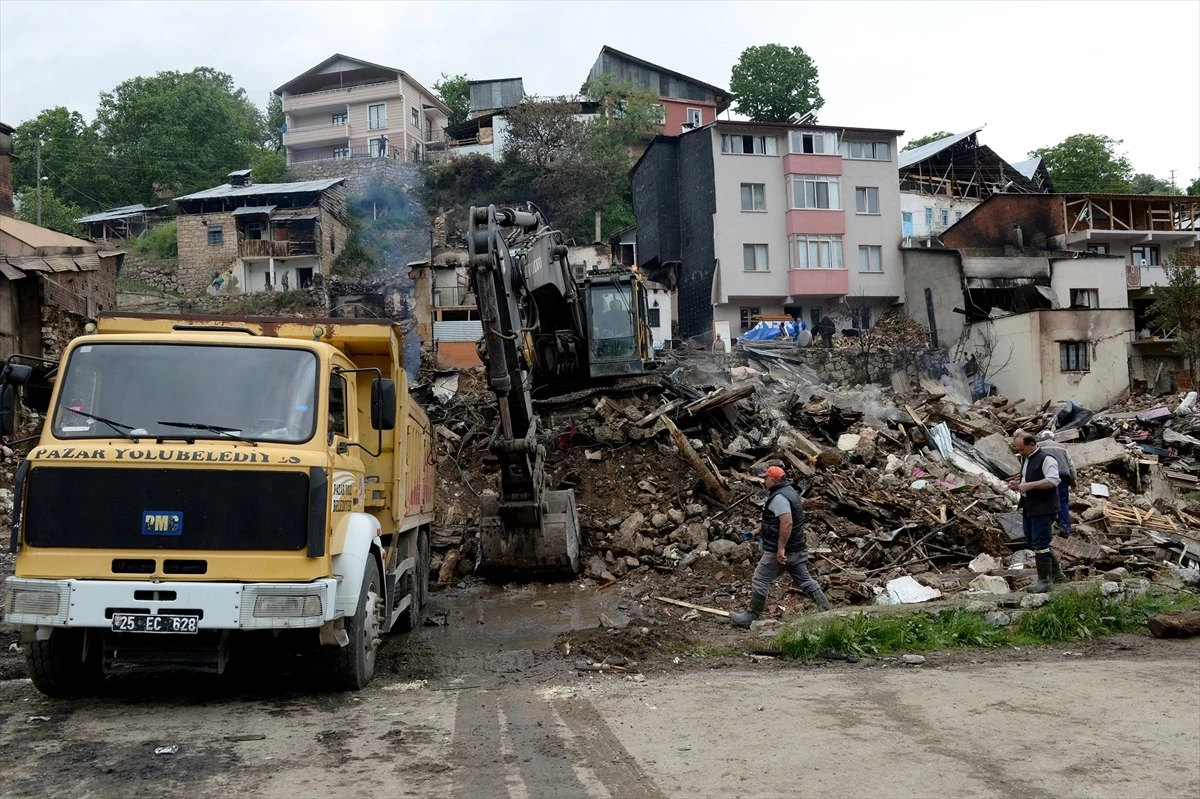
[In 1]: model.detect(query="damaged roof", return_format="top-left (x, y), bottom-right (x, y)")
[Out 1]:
top-left (76, 204), bottom-right (167, 224)
top-left (898, 127), bottom-right (984, 169)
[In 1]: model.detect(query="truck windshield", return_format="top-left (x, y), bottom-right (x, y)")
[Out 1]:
top-left (590, 283), bottom-right (636, 359)
top-left (52, 343), bottom-right (319, 443)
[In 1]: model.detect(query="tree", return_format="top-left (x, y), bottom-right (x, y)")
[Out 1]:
top-left (250, 149), bottom-right (287, 183)
top-left (1149, 254), bottom-right (1200, 387)
top-left (1186, 176), bottom-right (1200, 196)
top-left (902, 131), bottom-right (954, 151)
top-left (434, 73), bottom-right (470, 126)
top-left (729, 44), bottom-right (824, 123)
top-left (266, 93), bottom-right (285, 151)
top-left (581, 75), bottom-right (664, 145)
top-left (95, 67), bottom-right (266, 203)
top-left (1130, 172), bottom-right (1172, 195)
top-left (11, 107), bottom-right (117, 210)
top-left (14, 186), bottom-right (86, 236)
top-left (1029, 134), bottom-right (1132, 193)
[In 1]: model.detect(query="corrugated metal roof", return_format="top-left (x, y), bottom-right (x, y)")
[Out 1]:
top-left (272, 213), bottom-right (320, 221)
top-left (228, 169), bottom-right (252, 177)
top-left (45, 255), bottom-right (80, 273)
top-left (74, 253), bottom-right (101, 271)
top-left (898, 127), bottom-right (984, 169)
top-left (1011, 157), bottom-right (1042, 180)
top-left (0, 263), bottom-right (26, 281)
top-left (175, 178), bottom-right (344, 201)
top-left (75, 204), bottom-right (166, 224)
top-left (231, 205), bottom-right (277, 216)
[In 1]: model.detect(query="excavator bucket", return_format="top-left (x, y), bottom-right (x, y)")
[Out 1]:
top-left (478, 490), bottom-right (581, 578)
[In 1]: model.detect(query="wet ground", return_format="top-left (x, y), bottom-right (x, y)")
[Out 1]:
top-left (1, 582), bottom-right (1199, 797)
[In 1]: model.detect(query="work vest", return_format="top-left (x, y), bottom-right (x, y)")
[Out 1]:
top-left (760, 481), bottom-right (806, 553)
top-left (1020, 448), bottom-right (1060, 517)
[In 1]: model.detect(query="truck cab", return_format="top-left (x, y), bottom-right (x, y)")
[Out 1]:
top-left (1, 313), bottom-right (434, 694)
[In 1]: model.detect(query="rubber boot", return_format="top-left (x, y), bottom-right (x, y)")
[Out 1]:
top-left (1027, 553), bottom-right (1054, 593)
top-left (808, 588), bottom-right (831, 611)
top-left (729, 593), bottom-right (766, 629)
top-left (1050, 551), bottom-right (1067, 584)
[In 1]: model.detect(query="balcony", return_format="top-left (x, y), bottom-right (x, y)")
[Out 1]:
top-left (283, 122), bottom-right (351, 148)
top-left (433, 285), bottom-right (475, 307)
top-left (284, 81), bottom-right (397, 113)
top-left (239, 240), bottom-right (317, 258)
top-left (788, 268), bottom-right (848, 297)
top-left (288, 143), bottom-right (421, 165)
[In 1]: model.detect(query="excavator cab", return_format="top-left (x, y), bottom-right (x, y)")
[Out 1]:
top-left (582, 270), bottom-right (653, 379)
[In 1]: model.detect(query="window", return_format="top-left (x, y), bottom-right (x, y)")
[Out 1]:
top-left (902, 211), bottom-right (913, 237)
top-left (328, 372), bottom-right (348, 439)
top-left (1060, 341), bottom-right (1090, 372)
top-left (244, 221), bottom-right (266, 241)
top-left (810, 308), bottom-right (821, 328)
top-left (791, 235), bottom-right (844, 269)
top-left (647, 307), bottom-right (661, 328)
top-left (331, 111), bottom-right (347, 126)
top-left (332, 146), bottom-right (350, 160)
top-left (855, 187), bottom-right (880, 215)
top-left (851, 306), bottom-right (872, 330)
top-left (743, 244), bottom-right (769, 271)
top-left (740, 307), bottom-right (761, 331)
top-left (686, 108), bottom-right (703, 127)
top-left (788, 174), bottom-right (841, 210)
top-left (412, 106), bottom-right (420, 127)
top-left (1086, 243), bottom-right (1109, 255)
top-left (789, 130), bottom-right (837, 154)
top-left (954, 210), bottom-right (964, 222)
top-left (369, 138), bottom-right (384, 158)
top-left (842, 141), bottom-right (890, 160)
top-left (940, 209), bottom-right (950, 227)
top-left (207, 225), bottom-right (223, 246)
top-left (720, 134), bottom-right (778, 155)
top-left (858, 245), bottom-right (882, 272)
top-left (650, 104), bottom-right (666, 124)
top-left (1131, 244), bottom-right (1159, 266)
top-left (1070, 289), bottom-right (1099, 309)
top-left (368, 103), bottom-right (386, 130)
top-left (740, 183), bottom-right (766, 211)
top-left (924, 207), bottom-right (934, 227)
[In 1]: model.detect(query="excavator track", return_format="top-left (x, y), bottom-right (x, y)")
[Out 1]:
top-left (532, 376), bottom-right (663, 409)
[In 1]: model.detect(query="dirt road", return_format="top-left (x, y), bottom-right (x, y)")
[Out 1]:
top-left (1, 585), bottom-right (1198, 798)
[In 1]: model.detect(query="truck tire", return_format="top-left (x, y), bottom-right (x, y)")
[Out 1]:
top-left (26, 629), bottom-right (103, 697)
top-left (394, 529), bottom-right (429, 633)
top-left (326, 560), bottom-right (381, 690)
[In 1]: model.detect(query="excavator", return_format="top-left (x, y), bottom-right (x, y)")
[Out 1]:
top-left (466, 204), bottom-right (654, 577)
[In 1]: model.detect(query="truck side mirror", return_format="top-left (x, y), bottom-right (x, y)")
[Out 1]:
top-left (0, 364), bottom-right (33, 386)
top-left (0, 384), bottom-right (17, 437)
top-left (371, 378), bottom-right (396, 431)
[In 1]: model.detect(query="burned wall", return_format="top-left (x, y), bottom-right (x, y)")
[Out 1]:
top-left (943, 195), bottom-right (1062, 250)
top-left (632, 139), bottom-right (680, 275)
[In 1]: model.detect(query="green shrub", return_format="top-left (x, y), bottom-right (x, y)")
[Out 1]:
top-left (127, 220), bottom-right (177, 259)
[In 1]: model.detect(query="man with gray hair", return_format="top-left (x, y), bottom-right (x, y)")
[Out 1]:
top-left (1038, 430), bottom-right (1076, 538)
top-left (1008, 429), bottom-right (1067, 592)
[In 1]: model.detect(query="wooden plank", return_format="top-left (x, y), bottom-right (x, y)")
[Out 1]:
top-left (635, 398), bottom-right (682, 427)
top-left (653, 596), bottom-right (730, 618)
top-left (662, 416), bottom-right (732, 504)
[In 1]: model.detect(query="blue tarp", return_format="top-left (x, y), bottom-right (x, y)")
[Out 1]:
top-left (740, 321), bottom-right (803, 341)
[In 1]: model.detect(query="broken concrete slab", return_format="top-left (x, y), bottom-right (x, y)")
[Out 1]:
top-left (969, 553), bottom-right (1001, 573)
top-left (974, 432), bottom-right (1021, 477)
top-left (968, 575), bottom-right (1011, 594)
top-left (1064, 438), bottom-right (1128, 470)
top-left (876, 576), bottom-right (942, 605)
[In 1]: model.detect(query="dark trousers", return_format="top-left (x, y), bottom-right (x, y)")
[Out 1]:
top-left (751, 551), bottom-right (820, 597)
top-left (1056, 481), bottom-right (1071, 536)
top-left (820, 333), bottom-right (833, 348)
top-left (1022, 512), bottom-right (1054, 554)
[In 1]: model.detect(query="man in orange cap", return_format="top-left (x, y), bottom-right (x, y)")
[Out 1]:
top-left (729, 465), bottom-right (830, 628)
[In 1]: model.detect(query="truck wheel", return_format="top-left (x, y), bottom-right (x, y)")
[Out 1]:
top-left (26, 629), bottom-right (103, 697)
top-left (326, 560), bottom-right (381, 690)
top-left (394, 529), bottom-right (429, 633)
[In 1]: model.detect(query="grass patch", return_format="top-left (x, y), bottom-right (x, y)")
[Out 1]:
top-left (125, 220), bottom-right (178, 259)
top-left (116, 276), bottom-right (184, 298)
top-left (773, 588), bottom-right (1199, 661)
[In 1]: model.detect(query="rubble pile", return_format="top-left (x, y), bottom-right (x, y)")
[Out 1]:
top-left (421, 353), bottom-right (1199, 615)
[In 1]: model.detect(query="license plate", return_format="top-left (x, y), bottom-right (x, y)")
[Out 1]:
top-left (111, 613), bottom-right (200, 634)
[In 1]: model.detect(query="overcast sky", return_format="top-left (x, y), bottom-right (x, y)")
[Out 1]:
top-left (1, 0), bottom-right (1197, 184)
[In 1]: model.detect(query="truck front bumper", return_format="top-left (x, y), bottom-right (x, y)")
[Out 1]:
top-left (2, 577), bottom-right (340, 630)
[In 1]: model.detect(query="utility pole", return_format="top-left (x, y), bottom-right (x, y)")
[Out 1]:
top-left (1169, 169), bottom-right (1176, 196)
top-left (36, 137), bottom-right (43, 226)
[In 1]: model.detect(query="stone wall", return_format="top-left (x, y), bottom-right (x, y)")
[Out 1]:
top-left (177, 212), bottom-right (239, 296)
top-left (120, 253), bottom-right (182, 294)
top-left (777, 345), bottom-right (947, 388)
top-left (288, 159), bottom-right (424, 197)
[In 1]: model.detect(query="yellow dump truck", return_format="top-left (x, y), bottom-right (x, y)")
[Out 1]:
top-left (0, 313), bottom-right (435, 694)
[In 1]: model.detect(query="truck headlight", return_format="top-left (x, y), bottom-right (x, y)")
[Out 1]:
top-left (5, 588), bottom-right (65, 617)
top-left (253, 594), bottom-right (322, 618)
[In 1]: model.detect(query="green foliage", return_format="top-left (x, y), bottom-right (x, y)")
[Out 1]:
top-left (1030, 134), bottom-right (1133, 193)
top-left (1188, 176), bottom-right (1200, 196)
top-left (729, 44), bottom-right (824, 123)
top-left (902, 131), bottom-right (954, 151)
top-left (95, 67), bottom-right (266, 203)
top-left (1130, 172), bottom-right (1172, 195)
top-left (773, 589), bottom-right (1199, 660)
top-left (1149, 256), bottom-right (1200, 385)
top-left (12, 107), bottom-right (118, 210)
top-left (335, 175), bottom-right (427, 278)
top-left (582, 75), bottom-right (665, 145)
top-left (249, 149), bottom-right (287, 183)
top-left (14, 186), bottom-right (86, 236)
top-left (434, 73), bottom-right (471, 126)
top-left (266, 93), bottom-right (286, 151)
top-left (125, 219), bottom-right (178, 259)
